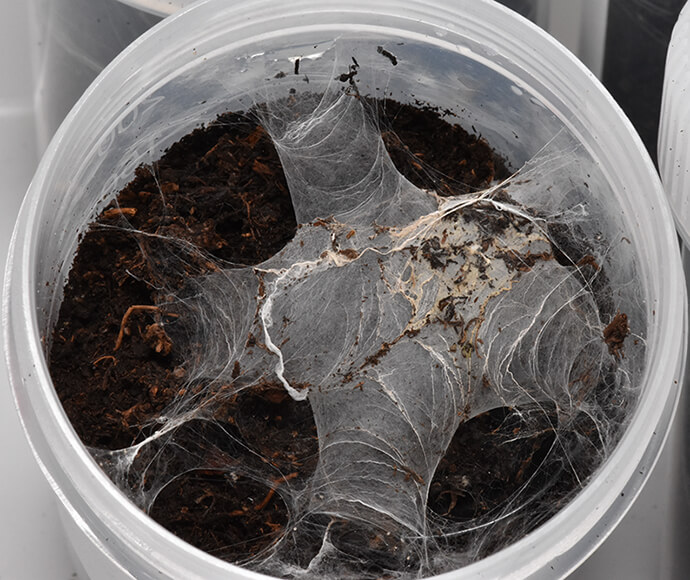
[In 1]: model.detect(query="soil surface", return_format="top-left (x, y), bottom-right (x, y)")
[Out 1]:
top-left (49, 97), bottom-right (617, 573)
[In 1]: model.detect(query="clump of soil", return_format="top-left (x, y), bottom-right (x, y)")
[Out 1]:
top-left (604, 311), bottom-right (630, 359)
top-left (48, 98), bottom-right (619, 573)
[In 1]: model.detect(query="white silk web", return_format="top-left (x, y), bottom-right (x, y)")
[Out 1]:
top-left (88, 51), bottom-right (642, 579)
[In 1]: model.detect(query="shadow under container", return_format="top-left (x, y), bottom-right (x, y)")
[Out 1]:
top-left (4, 0), bottom-right (687, 578)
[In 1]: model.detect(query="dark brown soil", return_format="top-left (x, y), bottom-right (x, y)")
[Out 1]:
top-left (49, 113), bottom-right (298, 450)
top-left (48, 98), bottom-right (611, 573)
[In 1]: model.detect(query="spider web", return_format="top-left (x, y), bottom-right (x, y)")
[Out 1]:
top-left (87, 52), bottom-right (640, 579)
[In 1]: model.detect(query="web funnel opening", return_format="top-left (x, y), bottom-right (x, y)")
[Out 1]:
top-left (55, 42), bottom-right (643, 580)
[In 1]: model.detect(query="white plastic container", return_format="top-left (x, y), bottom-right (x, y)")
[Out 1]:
top-left (659, 3), bottom-right (690, 577)
top-left (116, 0), bottom-right (189, 15)
top-left (499, 0), bottom-right (609, 78)
top-left (28, 0), bottom-right (163, 151)
top-left (660, 1), bottom-right (690, 245)
top-left (5, 1), bottom-right (686, 579)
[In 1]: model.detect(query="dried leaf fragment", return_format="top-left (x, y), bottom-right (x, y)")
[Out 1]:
top-left (144, 323), bottom-right (173, 356)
